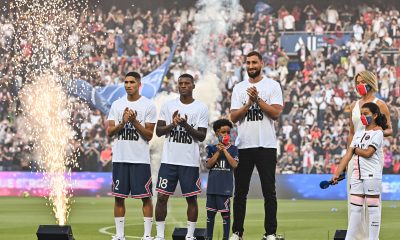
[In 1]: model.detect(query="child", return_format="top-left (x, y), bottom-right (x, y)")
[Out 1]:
top-left (331, 102), bottom-right (388, 240)
top-left (205, 119), bottom-right (239, 240)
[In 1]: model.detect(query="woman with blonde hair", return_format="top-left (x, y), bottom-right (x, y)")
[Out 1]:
top-left (347, 70), bottom-right (392, 239)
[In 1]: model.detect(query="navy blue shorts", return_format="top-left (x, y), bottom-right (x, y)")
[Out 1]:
top-left (206, 194), bottom-right (231, 213)
top-left (112, 163), bottom-right (152, 199)
top-left (155, 163), bottom-right (201, 197)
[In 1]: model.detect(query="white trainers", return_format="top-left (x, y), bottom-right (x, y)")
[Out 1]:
top-left (153, 237), bottom-right (164, 240)
top-left (185, 237), bottom-right (196, 240)
top-left (230, 232), bottom-right (242, 240)
top-left (141, 236), bottom-right (153, 240)
top-left (111, 236), bottom-right (125, 240)
top-left (262, 234), bottom-right (276, 240)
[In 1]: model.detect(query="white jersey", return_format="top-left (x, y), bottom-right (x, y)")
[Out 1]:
top-left (107, 96), bottom-right (157, 164)
top-left (230, 76), bottom-right (283, 149)
top-left (350, 129), bottom-right (384, 180)
top-left (159, 98), bottom-right (209, 167)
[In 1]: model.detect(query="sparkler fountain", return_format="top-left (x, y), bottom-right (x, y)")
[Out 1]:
top-left (8, 0), bottom-right (89, 236)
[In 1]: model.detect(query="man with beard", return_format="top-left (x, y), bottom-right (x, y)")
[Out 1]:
top-left (229, 51), bottom-right (283, 240)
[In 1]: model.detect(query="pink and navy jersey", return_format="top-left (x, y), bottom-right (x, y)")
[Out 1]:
top-left (206, 144), bottom-right (239, 196)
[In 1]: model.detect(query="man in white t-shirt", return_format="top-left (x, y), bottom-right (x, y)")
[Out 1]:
top-left (154, 73), bottom-right (209, 240)
top-left (229, 51), bottom-right (283, 240)
top-left (107, 72), bottom-right (157, 240)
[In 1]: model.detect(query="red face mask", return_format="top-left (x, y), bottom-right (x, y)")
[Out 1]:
top-left (356, 83), bottom-right (372, 96)
top-left (219, 134), bottom-right (230, 145)
top-left (360, 115), bottom-right (372, 126)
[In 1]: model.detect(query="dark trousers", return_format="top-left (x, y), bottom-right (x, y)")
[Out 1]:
top-left (232, 148), bottom-right (277, 236)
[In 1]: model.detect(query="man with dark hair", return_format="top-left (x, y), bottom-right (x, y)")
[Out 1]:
top-left (154, 73), bottom-right (209, 240)
top-left (125, 71), bottom-right (141, 80)
top-left (230, 51), bottom-right (283, 240)
top-left (107, 71), bottom-right (156, 240)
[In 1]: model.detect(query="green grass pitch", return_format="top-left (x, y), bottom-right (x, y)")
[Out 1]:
top-left (0, 197), bottom-right (399, 239)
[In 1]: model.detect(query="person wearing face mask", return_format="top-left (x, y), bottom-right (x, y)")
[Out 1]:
top-left (332, 102), bottom-right (388, 240)
top-left (205, 119), bottom-right (239, 240)
top-left (347, 70), bottom-right (392, 239)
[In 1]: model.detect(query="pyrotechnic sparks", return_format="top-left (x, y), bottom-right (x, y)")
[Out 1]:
top-left (8, 0), bottom-right (90, 225)
top-left (20, 73), bottom-right (74, 225)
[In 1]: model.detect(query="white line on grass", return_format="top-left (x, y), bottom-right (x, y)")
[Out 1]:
top-left (98, 219), bottom-right (266, 238)
top-left (99, 221), bottom-right (186, 239)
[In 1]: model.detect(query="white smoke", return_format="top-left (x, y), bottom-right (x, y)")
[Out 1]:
top-left (188, 0), bottom-right (244, 74)
top-left (188, 0), bottom-right (243, 123)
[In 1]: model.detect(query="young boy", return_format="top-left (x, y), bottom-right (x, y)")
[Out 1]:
top-left (205, 119), bottom-right (239, 240)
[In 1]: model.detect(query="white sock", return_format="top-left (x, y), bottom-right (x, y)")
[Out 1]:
top-left (368, 206), bottom-right (381, 239)
top-left (115, 217), bottom-right (125, 237)
top-left (143, 217), bottom-right (153, 237)
top-left (186, 221), bottom-right (196, 238)
top-left (346, 204), bottom-right (363, 240)
top-left (156, 221), bottom-right (165, 238)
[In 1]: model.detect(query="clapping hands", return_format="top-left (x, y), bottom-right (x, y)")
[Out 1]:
top-left (172, 110), bottom-right (188, 127)
top-left (122, 108), bottom-right (138, 124)
top-left (246, 86), bottom-right (259, 105)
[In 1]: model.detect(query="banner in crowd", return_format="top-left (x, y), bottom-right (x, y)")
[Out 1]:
top-left (69, 41), bottom-right (179, 115)
top-left (280, 32), bottom-right (353, 54)
top-left (254, 1), bottom-right (272, 15)
top-left (1, 172), bottom-right (399, 200)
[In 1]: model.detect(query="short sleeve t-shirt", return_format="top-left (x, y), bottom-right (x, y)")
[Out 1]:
top-left (206, 144), bottom-right (238, 196)
top-left (107, 96), bottom-right (156, 164)
top-left (350, 129), bottom-right (384, 179)
top-left (231, 76), bottom-right (283, 149)
top-left (159, 98), bottom-right (209, 167)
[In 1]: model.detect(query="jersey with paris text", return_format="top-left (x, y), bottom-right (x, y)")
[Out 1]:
top-left (206, 144), bottom-right (238, 196)
top-left (107, 96), bottom-right (156, 164)
top-left (350, 129), bottom-right (383, 179)
top-left (159, 98), bottom-right (209, 167)
top-left (230, 76), bottom-right (283, 149)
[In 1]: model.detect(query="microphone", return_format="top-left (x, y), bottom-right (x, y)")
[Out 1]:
top-left (320, 171), bottom-right (346, 189)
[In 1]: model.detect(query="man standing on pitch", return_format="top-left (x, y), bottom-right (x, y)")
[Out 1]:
top-left (107, 72), bottom-right (156, 240)
top-left (229, 51), bottom-right (283, 240)
top-left (154, 73), bottom-right (209, 240)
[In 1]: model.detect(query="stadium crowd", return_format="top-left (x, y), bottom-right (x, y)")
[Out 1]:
top-left (0, 2), bottom-right (400, 174)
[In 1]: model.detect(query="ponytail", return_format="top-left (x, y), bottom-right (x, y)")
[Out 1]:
top-left (375, 112), bottom-right (388, 130)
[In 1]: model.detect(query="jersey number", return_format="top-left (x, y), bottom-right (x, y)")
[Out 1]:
top-left (158, 177), bottom-right (168, 189)
top-left (114, 180), bottom-right (120, 191)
